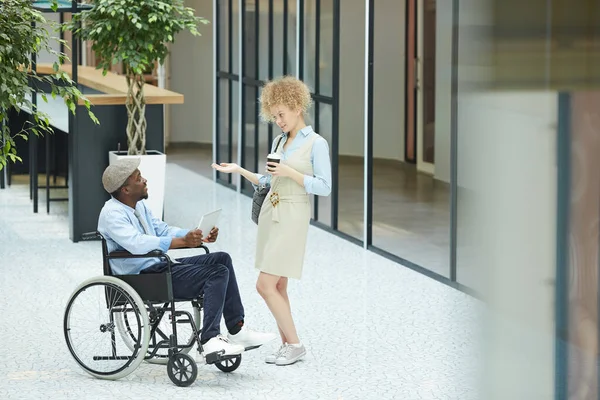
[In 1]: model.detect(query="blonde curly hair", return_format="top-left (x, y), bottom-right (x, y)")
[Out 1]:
top-left (259, 76), bottom-right (313, 123)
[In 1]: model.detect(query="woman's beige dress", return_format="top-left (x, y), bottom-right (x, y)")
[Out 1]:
top-left (255, 133), bottom-right (319, 279)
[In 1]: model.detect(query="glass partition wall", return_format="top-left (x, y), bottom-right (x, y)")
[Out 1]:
top-left (214, 0), bottom-right (467, 291)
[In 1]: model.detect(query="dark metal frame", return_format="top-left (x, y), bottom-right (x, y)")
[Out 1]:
top-left (554, 93), bottom-right (571, 400)
top-left (403, 0), bottom-right (417, 164)
top-left (239, 0), bottom-right (256, 194)
top-left (216, 0), bottom-right (293, 191)
top-left (362, 0), bottom-right (463, 290)
top-left (449, 0), bottom-right (460, 281)
top-left (215, 0), bottom-right (238, 187)
top-left (237, 0), bottom-right (297, 195)
top-left (41, 11), bottom-right (70, 213)
top-left (96, 231), bottom-right (204, 358)
top-left (365, 0), bottom-right (374, 247)
top-left (216, 0), bottom-right (339, 222)
top-left (70, 232), bottom-right (240, 372)
top-left (356, 0), bottom-right (468, 290)
top-left (297, 0), bottom-right (339, 227)
top-left (27, 0), bottom-right (86, 214)
top-left (64, 231), bottom-right (240, 386)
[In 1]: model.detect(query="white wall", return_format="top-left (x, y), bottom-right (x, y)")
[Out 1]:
top-left (459, 91), bottom-right (557, 400)
top-left (454, 2), bottom-right (557, 398)
top-left (169, 0), bottom-right (214, 144)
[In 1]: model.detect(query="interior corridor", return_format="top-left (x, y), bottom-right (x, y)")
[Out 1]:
top-left (0, 161), bottom-right (479, 399)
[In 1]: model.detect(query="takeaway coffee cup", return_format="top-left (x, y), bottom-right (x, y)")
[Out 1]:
top-left (267, 153), bottom-right (281, 172)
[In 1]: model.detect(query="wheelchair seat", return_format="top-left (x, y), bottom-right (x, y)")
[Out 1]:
top-left (99, 235), bottom-right (209, 303)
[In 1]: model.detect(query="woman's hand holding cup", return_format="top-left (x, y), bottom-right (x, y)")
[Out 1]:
top-left (266, 153), bottom-right (281, 175)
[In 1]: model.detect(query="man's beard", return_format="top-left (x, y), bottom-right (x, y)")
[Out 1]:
top-left (140, 192), bottom-right (149, 200)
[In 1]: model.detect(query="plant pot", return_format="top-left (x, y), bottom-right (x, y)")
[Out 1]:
top-left (109, 150), bottom-right (166, 218)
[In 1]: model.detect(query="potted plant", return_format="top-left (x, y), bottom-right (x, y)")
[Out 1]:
top-left (0, 0), bottom-right (97, 171)
top-left (66, 0), bottom-right (208, 216)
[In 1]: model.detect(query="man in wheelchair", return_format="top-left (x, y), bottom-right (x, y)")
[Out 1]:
top-left (98, 158), bottom-right (276, 361)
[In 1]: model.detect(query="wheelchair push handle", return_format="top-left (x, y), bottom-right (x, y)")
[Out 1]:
top-left (82, 231), bottom-right (103, 241)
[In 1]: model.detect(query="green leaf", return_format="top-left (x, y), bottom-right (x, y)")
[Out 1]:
top-left (11, 154), bottom-right (22, 162)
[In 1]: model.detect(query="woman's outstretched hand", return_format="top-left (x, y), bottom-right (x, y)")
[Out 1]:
top-left (211, 162), bottom-right (239, 174)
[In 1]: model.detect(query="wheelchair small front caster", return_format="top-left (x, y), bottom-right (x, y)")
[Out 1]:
top-left (167, 353), bottom-right (197, 387)
top-left (214, 354), bottom-right (242, 373)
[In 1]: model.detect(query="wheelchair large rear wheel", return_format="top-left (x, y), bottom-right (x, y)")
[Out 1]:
top-left (64, 276), bottom-right (150, 380)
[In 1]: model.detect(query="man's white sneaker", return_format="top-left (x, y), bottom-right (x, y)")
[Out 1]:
top-left (227, 326), bottom-right (277, 349)
top-left (202, 334), bottom-right (245, 358)
top-left (275, 343), bottom-right (306, 366)
top-left (265, 343), bottom-right (287, 364)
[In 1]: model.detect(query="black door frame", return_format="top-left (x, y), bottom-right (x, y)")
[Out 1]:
top-left (298, 0), bottom-right (340, 229)
top-left (238, 0), bottom-right (295, 195)
top-left (216, 0), bottom-right (340, 226)
top-left (215, 0), bottom-right (238, 190)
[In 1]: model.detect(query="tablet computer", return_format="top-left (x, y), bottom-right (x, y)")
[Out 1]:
top-left (197, 208), bottom-right (222, 234)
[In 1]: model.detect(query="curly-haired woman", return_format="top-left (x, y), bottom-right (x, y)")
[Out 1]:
top-left (212, 76), bottom-right (332, 366)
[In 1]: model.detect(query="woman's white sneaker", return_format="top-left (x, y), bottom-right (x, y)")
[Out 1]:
top-left (265, 343), bottom-right (287, 364)
top-left (275, 343), bottom-right (306, 366)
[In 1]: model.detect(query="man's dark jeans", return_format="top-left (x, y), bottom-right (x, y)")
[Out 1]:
top-left (141, 251), bottom-right (245, 342)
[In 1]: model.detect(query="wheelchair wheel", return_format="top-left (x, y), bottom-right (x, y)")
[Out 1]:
top-left (167, 353), bottom-right (197, 387)
top-left (214, 354), bottom-right (242, 373)
top-left (115, 302), bottom-right (201, 365)
top-left (64, 276), bottom-right (150, 380)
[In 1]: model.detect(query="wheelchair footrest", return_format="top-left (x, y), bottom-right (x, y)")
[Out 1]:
top-left (204, 351), bottom-right (239, 365)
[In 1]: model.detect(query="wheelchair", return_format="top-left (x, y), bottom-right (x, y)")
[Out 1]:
top-left (63, 231), bottom-right (242, 387)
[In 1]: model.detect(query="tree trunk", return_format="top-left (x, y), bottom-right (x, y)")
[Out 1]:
top-left (125, 68), bottom-right (147, 155)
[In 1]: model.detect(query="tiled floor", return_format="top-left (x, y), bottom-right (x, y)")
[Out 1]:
top-left (0, 164), bottom-right (481, 400)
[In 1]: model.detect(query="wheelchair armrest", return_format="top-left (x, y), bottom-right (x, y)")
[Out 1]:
top-left (108, 250), bottom-right (167, 259)
top-left (170, 244), bottom-right (210, 253)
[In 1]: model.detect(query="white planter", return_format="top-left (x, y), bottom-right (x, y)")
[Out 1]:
top-left (109, 150), bottom-right (166, 218)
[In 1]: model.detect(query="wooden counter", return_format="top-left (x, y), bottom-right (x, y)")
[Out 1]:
top-left (36, 63), bottom-right (184, 105)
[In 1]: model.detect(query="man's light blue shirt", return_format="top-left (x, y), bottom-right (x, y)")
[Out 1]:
top-left (255, 125), bottom-right (332, 196)
top-left (97, 198), bottom-right (189, 275)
